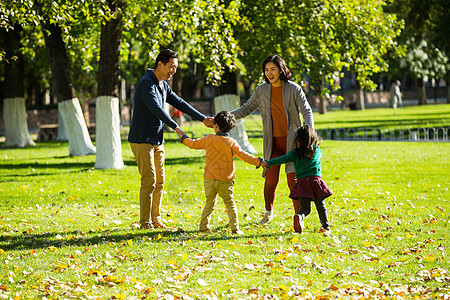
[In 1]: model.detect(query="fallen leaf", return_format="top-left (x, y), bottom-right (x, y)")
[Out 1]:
top-left (197, 278), bottom-right (208, 286)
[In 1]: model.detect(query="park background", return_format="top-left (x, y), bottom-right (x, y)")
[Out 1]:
top-left (1, 0), bottom-right (449, 299)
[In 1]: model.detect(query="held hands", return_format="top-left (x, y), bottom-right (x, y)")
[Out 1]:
top-left (202, 117), bottom-right (215, 128)
top-left (175, 127), bottom-right (186, 140)
top-left (260, 160), bottom-right (270, 170)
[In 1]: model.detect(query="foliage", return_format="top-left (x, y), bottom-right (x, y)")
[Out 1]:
top-left (385, 0), bottom-right (450, 81)
top-left (400, 39), bottom-right (449, 81)
top-left (121, 0), bottom-right (243, 85)
top-left (1, 0), bottom-right (405, 100)
top-left (0, 134), bottom-right (449, 298)
top-left (236, 0), bottom-right (402, 95)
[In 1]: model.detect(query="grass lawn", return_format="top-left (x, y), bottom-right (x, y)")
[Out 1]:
top-left (0, 132), bottom-right (449, 298)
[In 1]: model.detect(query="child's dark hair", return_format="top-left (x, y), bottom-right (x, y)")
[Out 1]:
top-left (214, 111), bottom-right (236, 133)
top-left (295, 125), bottom-right (322, 159)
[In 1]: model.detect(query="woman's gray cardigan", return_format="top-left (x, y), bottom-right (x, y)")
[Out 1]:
top-left (230, 80), bottom-right (314, 175)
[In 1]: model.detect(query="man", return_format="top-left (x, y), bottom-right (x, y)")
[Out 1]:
top-left (390, 80), bottom-right (403, 110)
top-left (128, 49), bottom-right (214, 229)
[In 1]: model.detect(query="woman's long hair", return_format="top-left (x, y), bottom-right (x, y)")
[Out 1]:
top-left (295, 125), bottom-right (322, 159)
top-left (262, 55), bottom-right (292, 84)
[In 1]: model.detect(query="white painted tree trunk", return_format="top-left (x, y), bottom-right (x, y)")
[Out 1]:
top-left (95, 96), bottom-right (124, 169)
top-left (3, 97), bottom-right (36, 148)
top-left (356, 88), bottom-right (365, 110)
top-left (214, 94), bottom-right (256, 154)
top-left (56, 109), bottom-right (68, 141)
top-left (58, 98), bottom-right (96, 156)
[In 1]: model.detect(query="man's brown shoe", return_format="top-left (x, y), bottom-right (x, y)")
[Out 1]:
top-left (140, 222), bottom-right (153, 230)
top-left (153, 220), bottom-right (167, 229)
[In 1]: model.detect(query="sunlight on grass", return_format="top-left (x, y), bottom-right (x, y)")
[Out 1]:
top-left (0, 134), bottom-right (449, 298)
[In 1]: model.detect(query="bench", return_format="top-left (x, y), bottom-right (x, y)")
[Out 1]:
top-left (37, 124), bottom-right (96, 141)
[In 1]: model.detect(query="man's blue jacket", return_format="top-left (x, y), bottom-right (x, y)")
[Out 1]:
top-left (128, 69), bottom-right (206, 145)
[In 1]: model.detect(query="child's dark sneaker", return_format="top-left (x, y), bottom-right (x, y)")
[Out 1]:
top-left (293, 214), bottom-right (304, 233)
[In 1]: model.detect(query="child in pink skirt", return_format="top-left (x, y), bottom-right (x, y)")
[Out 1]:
top-left (262, 125), bottom-right (332, 234)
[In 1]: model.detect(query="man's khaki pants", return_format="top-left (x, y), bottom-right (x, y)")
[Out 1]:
top-left (200, 179), bottom-right (238, 232)
top-left (130, 143), bottom-right (165, 225)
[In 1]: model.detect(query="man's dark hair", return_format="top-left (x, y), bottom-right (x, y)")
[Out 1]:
top-left (214, 111), bottom-right (236, 133)
top-left (262, 55), bottom-right (292, 84)
top-left (154, 49), bottom-right (178, 69)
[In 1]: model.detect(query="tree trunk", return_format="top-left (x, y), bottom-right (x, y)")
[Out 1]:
top-left (355, 80), bottom-right (365, 110)
top-left (57, 109), bottom-right (68, 141)
top-left (214, 94), bottom-right (256, 154)
top-left (446, 74), bottom-right (450, 104)
top-left (417, 77), bottom-right (427, 105)
top-left (95, 0), bottom-right (124, 169)
top-left (242, 79), bottom-right (254, 104)
top-left (95, 96), bottom-right (123, 169)
top-left (41, 20), bottom-right (95, 155)
top-left (3, 24), bottom-right (35, 148)
top-left (59, 99), bottom-right (95, 155)
top-left (3, 98), bottom-right (36, 148)
top-left (318, 85), bottom-right (327, 114)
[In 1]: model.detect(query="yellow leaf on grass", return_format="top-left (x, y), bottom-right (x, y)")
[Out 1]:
top-left (424, 256), bottom-right (434, 262)
top-left (168, 259), bottom-right (178, 268)
top-left (182, 253), bottom-right (188, 260)
top-left (114, 294), bottom-right (126, 300)
top-left (127, 239), bottom-right (133, 246)
top-left (185, 214), bottom-right (191, 219)
top-left (0, 249), bottom-right (4, 255)
top-left (279, 284), bottom-right (288, 291)
top-left (364, 241), bottom-right (370, 247)
top-left (291, 236), bottom-right (298, 243)
top-left (277, 253), bottom-right (287, 261)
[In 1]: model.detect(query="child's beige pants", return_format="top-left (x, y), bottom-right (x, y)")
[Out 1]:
top-left (200, 179), bottom-right (238, 231)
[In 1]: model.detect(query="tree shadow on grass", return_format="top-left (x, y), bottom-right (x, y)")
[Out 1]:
top-left (0, 161), bottom-right (94, 182)
top-left (1, 155), bottom-right (204, 172)
top-left (123, 156), bottom-right (205, 167)
top-left (0, 223), bottom-right (280, 252)
top-left (0, 161), bottom-right (94, 170)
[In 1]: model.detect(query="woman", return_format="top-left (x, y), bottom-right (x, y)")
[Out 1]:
top-left (231, 55), bottom-right (314, 225)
